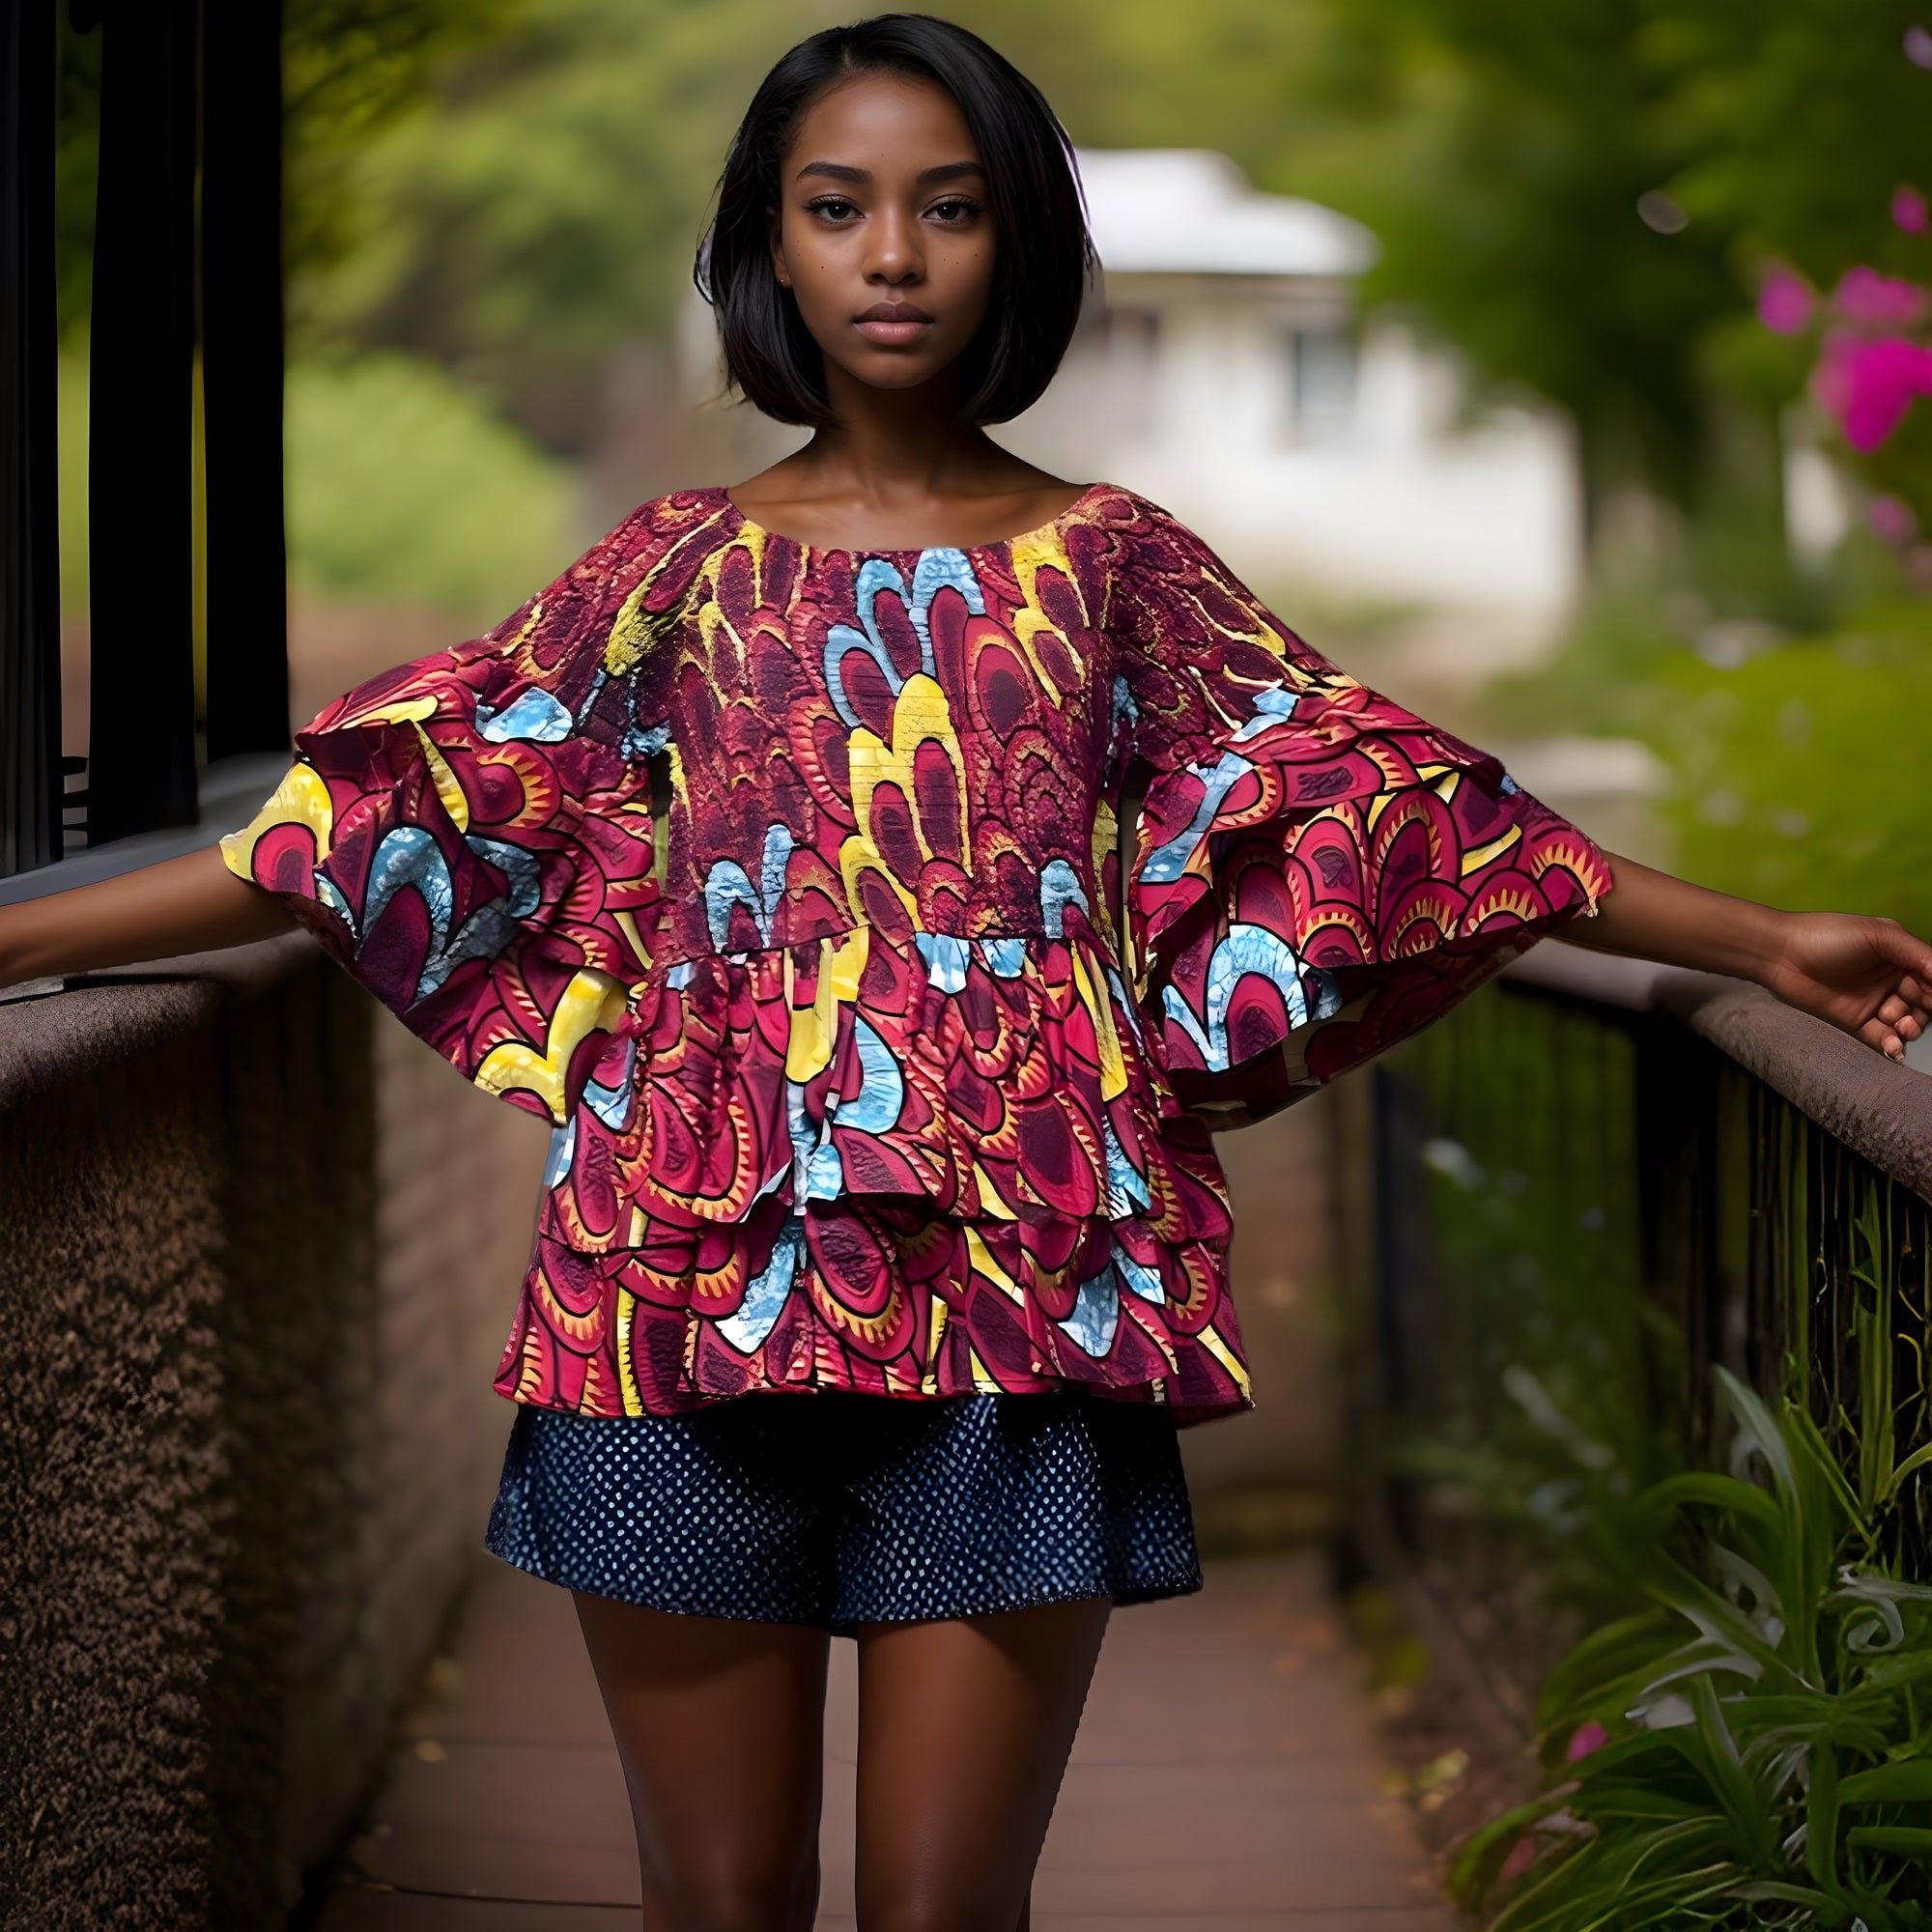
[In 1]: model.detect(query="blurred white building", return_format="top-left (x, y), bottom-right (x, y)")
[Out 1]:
top-left (661, 148), bottom-right (1583, 644)
top-left (1011, 151), bottom-right (1580, 628)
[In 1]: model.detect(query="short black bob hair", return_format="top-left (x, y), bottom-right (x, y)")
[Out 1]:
top-left (695, 14), bottom-right (1096, 428)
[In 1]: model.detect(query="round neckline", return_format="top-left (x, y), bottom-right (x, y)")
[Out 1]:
top-left (710, 480), bottom-right (1108, 558)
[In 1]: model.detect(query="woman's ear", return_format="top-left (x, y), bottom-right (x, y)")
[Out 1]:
top-left (766, 208), bottom-right (790, 289)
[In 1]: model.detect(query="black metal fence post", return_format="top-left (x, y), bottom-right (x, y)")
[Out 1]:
top-left (0, 0), bottom-right (62, 878)
top-left (202, 0), bottom-right (290, 762)
top-left (80, 0), bottom-right (200, 845)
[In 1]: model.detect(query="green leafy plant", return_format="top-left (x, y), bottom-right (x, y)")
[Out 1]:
top-left (1451, 1367), bottom-right (1932, 1930)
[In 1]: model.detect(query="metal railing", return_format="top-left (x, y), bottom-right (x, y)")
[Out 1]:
top-left (1, 0), bottom-right (290, 880)
top-left (1346, 946), bottom-right (1932, 1731)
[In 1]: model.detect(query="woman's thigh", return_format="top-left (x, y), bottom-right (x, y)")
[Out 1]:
top-left (573, 1591), bottom-right (831, 1932)
top-left (851, 1596), bottom-right (1113, 1932)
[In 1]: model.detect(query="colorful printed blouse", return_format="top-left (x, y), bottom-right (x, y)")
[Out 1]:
top-left (220, 485), bottom-right (1613, 1426)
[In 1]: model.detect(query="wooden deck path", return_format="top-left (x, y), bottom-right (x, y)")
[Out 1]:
top-left (316, 1551), bottom-right (1456, 1931)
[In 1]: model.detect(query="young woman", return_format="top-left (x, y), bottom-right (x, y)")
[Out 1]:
top-left (5, 15), bottom-right (1928, 1930)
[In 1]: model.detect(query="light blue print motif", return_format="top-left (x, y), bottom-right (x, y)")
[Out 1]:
top-left (838, 1016), bottom-right (906, 1135)
top-left (1057, 1263), bottom-right (1121, 1359)
top-left (703, 823), bottom-right (794, 950)
top-left (1100, 1118), bottom-right (1154, 1219)
top-left (543, 1116), bottom-right (577, 1188)
top-left (783, 1079), bottom-right (844, 1204)
top-left (916, 932), bottom-right (971, 994)
top-left (1228, 685), bottom-right (1299, 742)
top-left (474, 686), bottom-right (576, 744)
top-left (351, 825), bottom-right (543, 1002)
top-left (977, 937), bottom-right (1028, 979)
top-left (1138, 750), bottom-right (1256, 885)
top-left (1161, 923), bottom-right (1345, 1073)
top-left (824, 551), bottom-right (986, 726)
top-left (580, 1036), bottom-right (635, 1131)
top-left (716, 1214), bottom-right (805, 1353)
top-left (1037, 859), bottom-right (1089, 938)
top-left (1116, 1246), bottom-right (1166, 1304)
top-left (1057, 1240), bottom-right (1167, 1357)
top-left (623, 718), bottom-right (671, 761)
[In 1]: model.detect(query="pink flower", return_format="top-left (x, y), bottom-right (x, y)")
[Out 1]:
top-left (1566, 1721), bottom-right (1609, 1763)
top-left (1758, 268), bottom-right (1814, 335)
top-left (1833, 267), bottom-right (1929, 329)
top-left (1907, 24), bottom-right (1932, 70)
top-left (1498, 1836), bottom-right (1539, 1884)
top-left (1895, 186), bottom-right (1930, 236)
top-left (1812, 332), bottom-right (1932, 452)
top-left (1868, 494), bottom-right (1920, 546)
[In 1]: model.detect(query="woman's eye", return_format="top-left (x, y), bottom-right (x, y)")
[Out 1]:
top-left (928, 198), bottom-right (980, 223)
top-left (806, 197), bottom-right (859, 223)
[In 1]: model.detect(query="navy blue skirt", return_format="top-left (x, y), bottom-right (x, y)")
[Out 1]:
top-left (484, 1389), bottom-right (1203, 1634)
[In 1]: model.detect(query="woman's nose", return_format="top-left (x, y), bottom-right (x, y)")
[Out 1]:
top-left (864, 207), bottom-right (923, 284)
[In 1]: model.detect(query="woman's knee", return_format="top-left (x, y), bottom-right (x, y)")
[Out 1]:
top-left (854, 1878), bottom-right (1021, 1932)
top-left (645, 1853), bottom-right (820, 1932)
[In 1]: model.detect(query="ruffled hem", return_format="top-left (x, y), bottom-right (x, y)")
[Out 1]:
top-left (491, 1190), bottom-right (1255, 1428)
top-left (1128, 677), bottom-right (1615, 1126)
top-left (543, 920), bottom-right (1231, 1251)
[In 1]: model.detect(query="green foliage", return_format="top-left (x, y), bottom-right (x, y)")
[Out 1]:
top-left (1271, 0), bottom-right (1741, 520)
top-left (284, 350), bottom-right (578, 625)
top-left (1646, 601), bottom-right (1932, 963)
top-left (1383, 1001), bottom-right (1686, 1641)
top-left (1493, 581), bottom-right (1932, 940)
top-left (281, 0), bottom-right (526, 292)
top-left (1450, 1370), bottom-right (1932, 1931)
top-left (292, 0), bottom-right (849, 440)
top-left (51, 0), bottom-right (514, 343)
top-left (1652, 0), bottom-right (1932, 289)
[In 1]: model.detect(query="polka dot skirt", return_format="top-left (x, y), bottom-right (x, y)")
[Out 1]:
top-left (484, 1390), bottom-right (1204, 1633)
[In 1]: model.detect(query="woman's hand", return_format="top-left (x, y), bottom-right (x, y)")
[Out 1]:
top-left (1555, 850), bottom-right (1932, 1062)
top-left (1758, 912), bottom-right (1932, 1062)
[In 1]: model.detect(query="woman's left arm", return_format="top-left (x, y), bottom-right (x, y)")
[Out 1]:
top-left (1556, 850), bottom-right (1932, 1062)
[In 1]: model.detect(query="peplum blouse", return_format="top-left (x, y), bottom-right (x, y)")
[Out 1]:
top-left (220, 484), bottom-right (1614, 1426)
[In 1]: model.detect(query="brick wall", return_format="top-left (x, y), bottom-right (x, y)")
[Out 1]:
top-left (0, 938), bottom-right (546, 1929)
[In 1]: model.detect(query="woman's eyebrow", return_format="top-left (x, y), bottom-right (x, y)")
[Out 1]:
top-left (792, 160), bottom-right (986, 185)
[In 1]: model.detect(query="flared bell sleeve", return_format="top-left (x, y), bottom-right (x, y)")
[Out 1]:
top-left (217, 496), bottom-right (712, 1126)
top-left (1115, 500), bottom-right (1615, 1129)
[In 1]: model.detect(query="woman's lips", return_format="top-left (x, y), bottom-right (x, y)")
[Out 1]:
top-left (854, 318), bottom-right (934, 346)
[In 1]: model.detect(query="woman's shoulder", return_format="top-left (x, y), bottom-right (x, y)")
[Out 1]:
top-left (1073, 482), bottom-right (1215, 553)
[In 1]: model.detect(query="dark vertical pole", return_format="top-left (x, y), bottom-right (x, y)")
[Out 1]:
top-left (84, 0), bottom-right (199, 843)
top-left (0, 0), bottom-right (62, 876)
top-left (202, 0), bottom-right (289, 760)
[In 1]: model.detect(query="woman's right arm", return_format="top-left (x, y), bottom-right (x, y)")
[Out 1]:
top-left (0, 846), bottom-right (299, 993)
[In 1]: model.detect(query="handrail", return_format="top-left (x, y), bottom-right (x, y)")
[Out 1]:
top-left (0, 929), bottom-right (320, 1112)
top-left (1510, 941), bottom-right (1932, 1203)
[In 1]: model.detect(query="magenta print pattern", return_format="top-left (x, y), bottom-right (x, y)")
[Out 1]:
top-left (221, 485), bottom-right (1613, 1424)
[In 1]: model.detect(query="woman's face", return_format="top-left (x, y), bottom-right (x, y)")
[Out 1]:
top-left (768, 71), bottom-right (996, 403)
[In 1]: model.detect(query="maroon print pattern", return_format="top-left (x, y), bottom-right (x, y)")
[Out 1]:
top-left (221, 485), bottom-right (1612, 1424)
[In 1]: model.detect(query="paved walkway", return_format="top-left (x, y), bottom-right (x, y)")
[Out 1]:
top-left (317, 1552), bottom-right (1455, 1931)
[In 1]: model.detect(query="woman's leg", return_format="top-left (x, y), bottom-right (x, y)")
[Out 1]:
top-left (850, 1596), bottom-right (1113, 1932)
top-left (574, 1591), bottom-right (831, 1932)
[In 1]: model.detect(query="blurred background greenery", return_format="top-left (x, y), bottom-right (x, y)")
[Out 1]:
top-left (49, 0), bottom-right (1932, 929)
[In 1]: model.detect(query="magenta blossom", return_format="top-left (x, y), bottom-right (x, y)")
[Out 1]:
top-left (1833, 267), bottom-right (1929, 329)
top-left (1895, 186), bottom-right (1930, 236)
top-left (1498, 1837), bottom-right (1539, 1884)
top-left (1758, 268), bottom-right (1814, 335)
top-left (1813, 332), bottom-right (1932, 452)
top-left (1868, 495), bottom-right (1919, 546)
top-left (1566, 1721), bottom-right (1609, 1763)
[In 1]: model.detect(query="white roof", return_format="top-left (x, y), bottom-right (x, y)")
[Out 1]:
top-left (1072, 148), bottom-right (1378, 279)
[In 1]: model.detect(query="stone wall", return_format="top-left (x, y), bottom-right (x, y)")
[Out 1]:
top-left (0, 937), bottom-right (546, 1929)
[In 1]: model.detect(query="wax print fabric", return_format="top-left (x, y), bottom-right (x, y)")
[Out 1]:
top-left (220, 484), bottom-right (1613, 1424)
